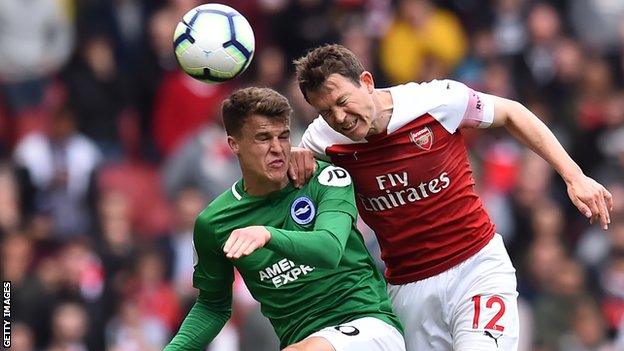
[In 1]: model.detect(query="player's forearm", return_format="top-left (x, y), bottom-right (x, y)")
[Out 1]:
top-left (164, 291), bottom-right (231, 351)
top-left (265, 211), bottom-right (352, 268)
top-left (498, 99), bottom-right (584, 183)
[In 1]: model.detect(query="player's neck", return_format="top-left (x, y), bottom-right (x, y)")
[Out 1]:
top-left (242, 174), bottom-right (289, 196)
top-left (369, 89), bottom-right (394, 136)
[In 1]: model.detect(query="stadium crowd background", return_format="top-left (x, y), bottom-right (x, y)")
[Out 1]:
top-left (1, 0), bottom-right (624, 350)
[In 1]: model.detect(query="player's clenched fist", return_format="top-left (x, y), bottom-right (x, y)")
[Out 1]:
top-left (223, 226), bottom-right (272, 259)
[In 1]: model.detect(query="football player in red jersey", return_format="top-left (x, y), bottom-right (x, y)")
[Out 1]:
top-left (289, 44), bottom-right (613, 351)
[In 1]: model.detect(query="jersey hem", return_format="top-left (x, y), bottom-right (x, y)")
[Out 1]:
top-left (385, 230), bottom-right (495, 285)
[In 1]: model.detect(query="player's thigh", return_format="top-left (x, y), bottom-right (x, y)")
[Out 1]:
top-left (388, 281), bottom-right (452, 351)
top-left (300, 317), bottom-right (406, 351)
top-left (451, 235), bottom-right (519, 350)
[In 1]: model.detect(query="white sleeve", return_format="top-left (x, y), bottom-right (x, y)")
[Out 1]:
top-left (427, 80), bottom-right (494, 133)
top-left (299, 117), bottom-right (331, 161)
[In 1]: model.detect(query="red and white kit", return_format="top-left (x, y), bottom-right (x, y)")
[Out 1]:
top-left (301, 80), bottom-right (519, 350)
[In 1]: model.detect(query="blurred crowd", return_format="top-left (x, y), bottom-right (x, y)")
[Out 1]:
top-left (1, 0), bottom-right (624, 350)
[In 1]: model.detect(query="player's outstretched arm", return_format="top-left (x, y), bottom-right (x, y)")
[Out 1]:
top-left (288, 147), bottom-right (317, 188)
top-left (164, 290), bottom-right (232, 350)
top-left (489, 96), bottom-right (614, 229)
top-left (264, 211), bottom-right (352, 268)
top-left (223, 212), bottom-right (353, 268)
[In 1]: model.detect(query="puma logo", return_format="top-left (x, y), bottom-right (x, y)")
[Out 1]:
top-left (484, 331), bottom-right (502, 347)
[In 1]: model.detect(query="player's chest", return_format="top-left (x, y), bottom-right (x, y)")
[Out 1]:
top-left (326, 117), bottom-right (463, 196)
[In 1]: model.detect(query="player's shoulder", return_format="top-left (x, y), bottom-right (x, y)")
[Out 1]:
top-left (312, 161), bottom-right (353, 188)
top-left (387, 79), bottom-right (472, 133)
top-left (195, 185), bottom-right (239, 228)
top-left (390, 79), bottom-right (467, 102)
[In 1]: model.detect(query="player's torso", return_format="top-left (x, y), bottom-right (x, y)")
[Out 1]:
top-left (325, 115), bottom-right (495, 284)
top-left (208, 171), bottom-right (398, 344)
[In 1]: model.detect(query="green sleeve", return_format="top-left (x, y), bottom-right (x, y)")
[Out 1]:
top-left (164, 290), bottom-right (231, 350)
top-left (265, 211), bottom-right (353, 269)
top-left (166, 213), bottom-right (234, 350)
top-left (191, 213), bottom-right (234, 296)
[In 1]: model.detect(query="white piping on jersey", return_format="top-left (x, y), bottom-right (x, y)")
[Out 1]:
top-left (231, 181), bottom-right (242, 200)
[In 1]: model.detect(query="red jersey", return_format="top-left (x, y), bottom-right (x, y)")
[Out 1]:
top-left (301, 80), bottom-right (497, 284)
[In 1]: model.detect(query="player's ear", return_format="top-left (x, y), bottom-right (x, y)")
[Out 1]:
top-left (360, 71), bottom-right (374, 93)
top-left (227, 135), bottom-right (240, 155)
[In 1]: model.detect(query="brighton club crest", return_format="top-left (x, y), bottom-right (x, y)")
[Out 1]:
top-left (291, 196), bottom-right (316, 226)
top-left (409, 127), bottom-right (434, 151)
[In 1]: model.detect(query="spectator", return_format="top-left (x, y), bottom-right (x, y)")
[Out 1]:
top-left (133, 3), bottom-right (187, 159)
top-left (569, 0), bottom-right (624, 52)
top-left (161, 124), bottom-right (240, 199)
top-left (379, 0), bottom-right (467, 83)
top-left (600, 248), bottom-right (624, 334)
top-left (514, 2), bottom-right (563, 100)
top-left (163, 187), bottom-right (206, 302)
top-left (13, 103), bottom-right (101, 239)
top-left (558, 299), bottom-right (615, 351)
top-left (11, 322), bottom-right (36, 351)
top-left (62, 32), bottom-right (132, 159)
top-left (491, 0), bottom-right (527, 57)
top-left (129, 249), bottom-right (182, 334)
top-left (0, 163), bottom-right (22, 234)
top-left (105, 298), bottom-right (168, 351)
top-left (152, 69), bottom-right (233, 157)
top-left (47, 301), bottom-right (90, 351)
top-left (0, 0), bottom-right (74, 114)
top-left (533, 258), bottom-right (591, 350)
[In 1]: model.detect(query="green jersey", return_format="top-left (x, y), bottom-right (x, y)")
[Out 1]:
top-left (166, 162), bottom-right (401, 350)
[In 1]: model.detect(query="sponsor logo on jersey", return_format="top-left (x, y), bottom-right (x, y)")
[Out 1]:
top-left (319, 166), bottom-right (352, 187)
top-left (409, 126), bottom-right (434, 151)
top-left (259, 258), bottom-right (315, 288)
top-left (291, 196), bottom-right (315, 225)
top-left (358, 171), bottom-right (451, 212)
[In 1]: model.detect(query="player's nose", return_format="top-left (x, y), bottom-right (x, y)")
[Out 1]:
top-left (333, 108), bottom-right (346, 124)
top-left (269, 137), bottom-right (283, 153)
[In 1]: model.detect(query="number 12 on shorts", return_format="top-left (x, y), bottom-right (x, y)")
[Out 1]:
top-left (471, 295), bottom-right (505, 331)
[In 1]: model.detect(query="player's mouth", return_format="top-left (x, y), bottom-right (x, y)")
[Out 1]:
top-left (341, 119), bottom-right (357, 132)
top-left (268, 159), bottom-right (285, 168)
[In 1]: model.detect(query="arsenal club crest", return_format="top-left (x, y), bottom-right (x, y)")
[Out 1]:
top-left (409, 127), bottom-right (434, 151)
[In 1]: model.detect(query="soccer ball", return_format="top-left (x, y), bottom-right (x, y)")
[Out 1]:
top-left (173, 3), bottom-right (255, 83)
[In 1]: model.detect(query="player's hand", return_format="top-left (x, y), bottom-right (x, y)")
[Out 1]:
top-left (223, 226), bottom-right (271, 259)
top-left (566, 175), bottom-right (613, 230)
top-left (288, 147), bottom-right (316, 188)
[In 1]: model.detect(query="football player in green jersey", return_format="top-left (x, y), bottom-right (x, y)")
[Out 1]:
top-left (164, 87), bottom-right (405, 351)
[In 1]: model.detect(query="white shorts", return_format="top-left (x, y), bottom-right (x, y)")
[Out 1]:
top-left (306, 316), bottom-right (406, 351)
top-left (388, 234), bottom-right (519, 351)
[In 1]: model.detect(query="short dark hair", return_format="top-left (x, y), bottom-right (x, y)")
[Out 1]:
top-left (294, 44), bottom-right (365, 101)
top-left (221, 87), bottom-right (292, 137)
